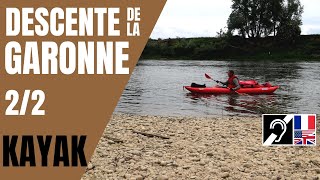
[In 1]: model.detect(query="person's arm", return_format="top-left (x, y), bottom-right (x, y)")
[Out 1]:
top-left (219, 81), bottom-right (228, 86)
top-left (232, 78), bottom-right (241, 90)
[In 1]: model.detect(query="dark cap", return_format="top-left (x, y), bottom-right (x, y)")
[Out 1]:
top-left (228, 70), bottom-right (235, 74)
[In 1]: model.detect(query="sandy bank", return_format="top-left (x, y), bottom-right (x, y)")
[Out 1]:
top-left (82, 114), bottom-right (320, 180)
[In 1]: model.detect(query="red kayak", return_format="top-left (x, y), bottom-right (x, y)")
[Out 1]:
top-left (184, 81), bottom-right (279, 94)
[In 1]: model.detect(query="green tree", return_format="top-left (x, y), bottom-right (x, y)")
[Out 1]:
top-left (228, 0), bottom-right (272, 38)
top-left (227, 0), bottom-right (249, 38)
top-left (227, 0), bottom-right (303, 41)
top-left (269, 0), bottom-right (283, 36)
top-left (277, 0), bottom-right (303, 43)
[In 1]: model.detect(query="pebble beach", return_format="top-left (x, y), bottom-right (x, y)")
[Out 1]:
top-left (82, 114), bottom-right (320, 180)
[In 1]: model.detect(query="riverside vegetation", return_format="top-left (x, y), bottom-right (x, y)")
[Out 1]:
top-left (140, 35), bottom-right (320, 61)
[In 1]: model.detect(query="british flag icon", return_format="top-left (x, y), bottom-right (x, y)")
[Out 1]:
top-left (293, 115), bottom-right (316, 145)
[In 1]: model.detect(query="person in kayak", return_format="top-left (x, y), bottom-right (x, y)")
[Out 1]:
top-left (218, 70), bottom-right (241, 91)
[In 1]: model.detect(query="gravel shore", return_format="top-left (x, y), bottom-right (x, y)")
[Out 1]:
top-left (82, 114), bottom-right (320, 180)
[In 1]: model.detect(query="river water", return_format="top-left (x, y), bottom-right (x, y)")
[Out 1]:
top-left (115, 60), bottom-right (320, 117)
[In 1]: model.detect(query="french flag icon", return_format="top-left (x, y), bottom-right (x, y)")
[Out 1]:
top-left (294, 115), bottom-right (316, 130)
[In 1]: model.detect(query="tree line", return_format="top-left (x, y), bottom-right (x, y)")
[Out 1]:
top-left (227, 0), bottom-right (303, 43)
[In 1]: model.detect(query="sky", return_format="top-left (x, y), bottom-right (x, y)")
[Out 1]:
top-left (151, 0), bottom-right (320, 39)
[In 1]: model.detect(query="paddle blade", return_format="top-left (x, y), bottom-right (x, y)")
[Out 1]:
top-left (205, 73), bottom-right (212, 80)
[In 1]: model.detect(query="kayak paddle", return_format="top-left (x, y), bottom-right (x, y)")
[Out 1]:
top-left (205, 73), bottom-right (220, 83)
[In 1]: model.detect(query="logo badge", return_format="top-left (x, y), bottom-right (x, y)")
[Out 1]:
top-left (263, 114), bottom-right (316, 146)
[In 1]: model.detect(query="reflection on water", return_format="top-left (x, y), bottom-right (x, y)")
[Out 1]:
top-left (116, 60), bottom-right (320, 117)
